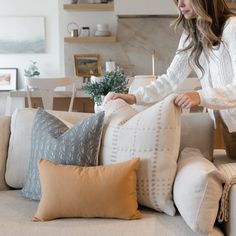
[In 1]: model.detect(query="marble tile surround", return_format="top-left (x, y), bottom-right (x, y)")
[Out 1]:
top-left (64, 17), bottom-right (182, 77)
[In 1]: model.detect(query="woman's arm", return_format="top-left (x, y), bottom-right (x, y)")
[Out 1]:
top-left (197, 18), bottom-right (236, 110)
top-left (133, 33), bottom-right (192, 105)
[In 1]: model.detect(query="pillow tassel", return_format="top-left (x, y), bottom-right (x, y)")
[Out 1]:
top-left (218, 176), bottom-right (236, 222)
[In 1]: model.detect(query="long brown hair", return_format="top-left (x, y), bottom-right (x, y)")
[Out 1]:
top-left (174, 0), bottom-right (235, 75)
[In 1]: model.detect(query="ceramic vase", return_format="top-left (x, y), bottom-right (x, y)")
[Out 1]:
top-left (94, 95), bottom-right (105, 113)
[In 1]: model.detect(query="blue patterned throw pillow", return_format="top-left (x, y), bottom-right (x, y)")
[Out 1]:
top-left (21, 108), bottom-right (104, 200)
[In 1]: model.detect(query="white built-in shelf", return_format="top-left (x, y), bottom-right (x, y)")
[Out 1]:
top-left (63, 2), bottom-right (114, 11)
top-left (64, 36), bottom-right (116, 43)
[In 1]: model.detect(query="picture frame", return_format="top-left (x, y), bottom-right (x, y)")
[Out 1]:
top-left (0, 16), bottom-right (45, 54)
top-left (0, 68), bottom-right (17, 91)
top-left (74, 54), bottom-right (102, 77)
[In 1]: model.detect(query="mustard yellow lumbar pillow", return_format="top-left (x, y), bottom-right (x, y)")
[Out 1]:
top-left (33, 158), bottom-right (142, 221)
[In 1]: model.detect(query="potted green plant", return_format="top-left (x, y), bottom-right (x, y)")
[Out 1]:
top-left (83, 70), bottom-right (128, 107)
top-left (24, 61), bottom-right (41, 89)
top-left (24, 61), bottom-right (40, 78)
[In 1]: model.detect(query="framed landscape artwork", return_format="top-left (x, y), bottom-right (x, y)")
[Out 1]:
top-left (0, 16), bottom-right (45, 53)
top-left (0, 68), bottom-right (17, 91)
top-left (74, 54), bottom-right (102, 77)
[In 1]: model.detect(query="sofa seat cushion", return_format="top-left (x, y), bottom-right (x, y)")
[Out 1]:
top-left (0, 190), bottom-right (223, 236)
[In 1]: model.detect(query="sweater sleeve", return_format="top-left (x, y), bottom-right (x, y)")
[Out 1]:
top-left (134, 33), bottom-right (192, 105)
top-left (198, 18), bottom-right (236, 110)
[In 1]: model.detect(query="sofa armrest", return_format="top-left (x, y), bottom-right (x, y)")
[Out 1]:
top-left (0, 116), bottom-right (11, 191)
top-left (214, 150), bottom-right (236, 236)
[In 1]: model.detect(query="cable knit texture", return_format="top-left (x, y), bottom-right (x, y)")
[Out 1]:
top-left (134, 17), bottom-right (236, 132)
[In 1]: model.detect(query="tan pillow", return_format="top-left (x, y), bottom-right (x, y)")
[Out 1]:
top-left (33, 158), bottom-right (142, 221)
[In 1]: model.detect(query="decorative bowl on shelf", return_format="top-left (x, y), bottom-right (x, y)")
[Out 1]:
top-left (95, 23), bottom-right (111, 36)
top-left (94, 30), bottom-right (111, 36)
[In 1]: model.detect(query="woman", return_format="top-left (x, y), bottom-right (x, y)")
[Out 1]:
top-left (112, 0), bottom-right (236, 159)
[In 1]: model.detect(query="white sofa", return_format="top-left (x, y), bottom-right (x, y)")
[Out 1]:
top-left (0, 109), bottom-right (235, 236)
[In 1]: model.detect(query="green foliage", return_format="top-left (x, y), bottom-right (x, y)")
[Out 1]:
top-left (24, 61), bottom-right (40, 78)
top-left (83, 70), bottom-right (128, 105)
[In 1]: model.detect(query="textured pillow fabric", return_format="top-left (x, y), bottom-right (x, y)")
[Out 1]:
top-left (0, 116), bottom-right (11, 191)
top-left (173, 148), bottom-right (225, 234)
top-left (5, 108), bottom-right (91, 189)
top-left (101, 94), bottom-right (181, 216)
top-left (33, 158), bottom-right (142, 221)
top-left (22, 108), bottom-right (104, 200)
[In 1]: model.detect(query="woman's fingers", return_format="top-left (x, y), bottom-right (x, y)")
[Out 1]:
top-left (112, 93), bottom-right (124, 100)
top-left (174, 94), bottom-right (189, 108)
top-left (174, 92), bottom-right (200, 109)
top-left (111, 93), bottom-right (136, 105)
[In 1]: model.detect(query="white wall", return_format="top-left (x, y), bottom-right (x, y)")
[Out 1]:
top-left (0, 0), bottom-right (62, 89)
top-left (114, 0), bottom-right (178, 15)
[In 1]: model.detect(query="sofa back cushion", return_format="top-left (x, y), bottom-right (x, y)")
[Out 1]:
top-left (180, 113), bottom-right (214, 161)
top-left (0, 116), bottom-right (11, 191)
top-left (101, 94), bottom-right (181, 216)
top-left (4, 107), bottom-right (214, 190)
top-left (5, 108), bottom-right (92, 189)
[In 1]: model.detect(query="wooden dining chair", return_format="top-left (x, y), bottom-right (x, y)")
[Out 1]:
top-left (25, 77), bottom-right (76, 112)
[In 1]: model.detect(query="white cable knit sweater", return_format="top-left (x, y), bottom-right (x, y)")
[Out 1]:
top-left (134, 17), bottom-right (236, 132)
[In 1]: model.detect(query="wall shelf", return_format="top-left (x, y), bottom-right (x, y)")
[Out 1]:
top-left (227, 2), bottom-right (236, 9)
top-left (64, 36), bottom-right (116, 43)
top-left (63, 2), bottom-right (114, 11)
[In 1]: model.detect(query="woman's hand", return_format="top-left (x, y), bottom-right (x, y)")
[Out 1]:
top-left (112, 93), bottom-right (136, 105)
top-left (174, 92), bottom-right (201, 109)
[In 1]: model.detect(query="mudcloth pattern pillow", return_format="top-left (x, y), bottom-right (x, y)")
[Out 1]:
top-left (22, 108), bottom-right (104, 200)
top-left (101, 94), bottom-right (181, 216)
